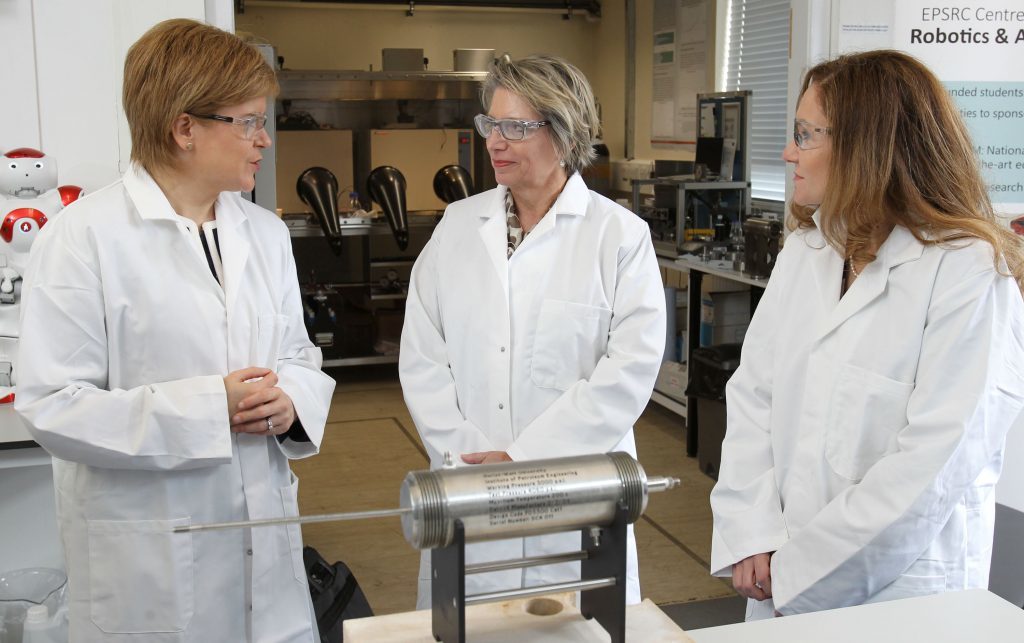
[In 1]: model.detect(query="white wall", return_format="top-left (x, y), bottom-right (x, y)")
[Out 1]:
top-left (632, 0), bottom-right (718, 162)
top-left (0, 0), bottom-right (234, 571)
top-left (785, 0), bottom-right (832, 205)
top-left (0, 0), bottom-right (220, 191)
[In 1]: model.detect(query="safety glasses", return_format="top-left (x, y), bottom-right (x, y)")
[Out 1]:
top-left (474, 114), bottom-right (550, 141)
top-left (793, 119), bottom-right (832, 150)
top-left (189, 112), bottom-right (268, 140)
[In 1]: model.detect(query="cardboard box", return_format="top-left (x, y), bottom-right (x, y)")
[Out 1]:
top-left (710, 290), bottom-right (750, 326)
top-left (382, 48), bottom-right (425, 71)
top-left (713, 323), bottom-right (748, 345)
top-left (699, 291), bottom-right (750, 347)
top-left (654, 360), bottom-right (688, 402)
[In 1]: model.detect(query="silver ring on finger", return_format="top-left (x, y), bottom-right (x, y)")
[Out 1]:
top-left (266, 417), bottom-right (274, 432)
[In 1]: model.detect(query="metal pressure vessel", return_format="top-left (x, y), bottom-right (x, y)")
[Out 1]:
top-left (399, 452), bottom-right (676, 550)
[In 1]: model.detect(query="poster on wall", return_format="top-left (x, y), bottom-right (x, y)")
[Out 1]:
top-left (833, 0), bottom-right (1024, 234)
top-left (651, 0), bottom-right (708, 147)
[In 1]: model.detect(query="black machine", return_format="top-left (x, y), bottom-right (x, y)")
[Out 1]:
top-left (743, 217), bottom-right (783, 278)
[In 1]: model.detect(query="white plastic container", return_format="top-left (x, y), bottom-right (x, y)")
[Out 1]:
top-left (21, 604), bottom-right (67, 643)
top-left (0, 568), bottom-right (67, 643)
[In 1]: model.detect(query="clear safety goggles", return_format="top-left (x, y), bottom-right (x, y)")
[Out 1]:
top-left (793, 118), bottom-right (832, 150)
top-left (474, 114), bottom-right (550, 141)
top-left (189, 112), bottom-right (268, 140)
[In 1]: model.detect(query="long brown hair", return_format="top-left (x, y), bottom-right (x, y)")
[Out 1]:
top-left (789, 50), bottom-right (1023, 291)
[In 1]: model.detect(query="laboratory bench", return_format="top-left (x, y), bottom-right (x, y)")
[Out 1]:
top-left (342, 589), bottom-right (1022, 642)
top-left (688, 589), bottom-right (1023, 643)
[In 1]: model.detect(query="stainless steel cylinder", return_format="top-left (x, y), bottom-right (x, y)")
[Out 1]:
top-left (399, 452), bottom-right (668, 550)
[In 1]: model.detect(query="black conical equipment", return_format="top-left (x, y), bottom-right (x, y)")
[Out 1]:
top-left (367, 165), bottom-right (409, 251)
top-left (432, 164), bottom-right (474, 204)
top-left (297, 166), bottom-right (343, 255)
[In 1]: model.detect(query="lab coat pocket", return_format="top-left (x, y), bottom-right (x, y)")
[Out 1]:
top-left (253, 313), bottom-right (288, 370)
top-left (825, 363), bottom-right (913, 481)
top-left (88, 517), bottom-right (194, 634)
top-left (280, 472), bottom-right (307, 582)
top-left (530, 299), bottom-right (612, 390)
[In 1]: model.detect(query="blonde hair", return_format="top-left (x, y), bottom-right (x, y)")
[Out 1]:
top-left (789, 50), bottom-right (1023, 291)
top-left (123, 19), bottom-right (278, 173)
top-left (481, 54), bottom-right (599, 175)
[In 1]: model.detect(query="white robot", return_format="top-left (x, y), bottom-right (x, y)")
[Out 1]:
top-left (0, 147), bottom-right (82, 403)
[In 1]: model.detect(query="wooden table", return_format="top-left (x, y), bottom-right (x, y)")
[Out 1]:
top-left (344, 595), bottom-right (695, 642)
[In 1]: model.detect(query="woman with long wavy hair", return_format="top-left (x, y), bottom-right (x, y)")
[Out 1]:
top-left (709, 49), bottom-right (1024, 619)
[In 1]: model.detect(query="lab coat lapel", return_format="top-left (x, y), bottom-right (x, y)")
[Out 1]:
top-left (478, 187), bottom-right (510, 300)
top-left (505, 173), bottom-right (588, 257)
top-left (215, 194), bottom-right (251, 317)
top-left (124, 165), bottom-right (229, 302)
top-left (814, 223), bottom-right (924, 341)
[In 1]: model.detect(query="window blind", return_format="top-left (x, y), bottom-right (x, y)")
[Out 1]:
top-left (723, 0), bottom-right (790, 201)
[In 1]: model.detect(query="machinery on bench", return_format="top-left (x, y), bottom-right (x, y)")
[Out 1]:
top-left (179, 452), bottom-right (680, 642)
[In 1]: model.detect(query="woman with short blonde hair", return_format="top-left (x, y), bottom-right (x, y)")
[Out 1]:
top-left (17, 19), bottom-right (334, 641)
top-left (401, 54), bottom-right (665, 607)
top-left (481, 54), bottom-right (600, 175)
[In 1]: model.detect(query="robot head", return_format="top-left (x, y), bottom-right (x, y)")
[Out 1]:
top-left (1, 208), bottom-right (48, 253)
top-left (1, 148), bottom-right (58, 199)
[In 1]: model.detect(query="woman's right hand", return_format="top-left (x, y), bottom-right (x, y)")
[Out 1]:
top-left (224, 367), bottom-right (275, 423)
top-left (732, 552), bottom-right (773, 601)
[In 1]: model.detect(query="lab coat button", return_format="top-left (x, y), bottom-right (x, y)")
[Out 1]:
top-left (246, 548), bottom-right (253, 556)
top-left (500, 346), bottom-right (506, 352)
top-left (498, 403), bottom-right (504, 410)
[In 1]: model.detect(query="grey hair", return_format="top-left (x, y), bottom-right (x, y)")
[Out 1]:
top-left (481, 54), bottom-right (599, 175)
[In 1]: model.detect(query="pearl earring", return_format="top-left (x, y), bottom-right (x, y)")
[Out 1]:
top-left (559, 160), bottom-right (566, 168)
top-left (186, 141), bottom-right (193, 151)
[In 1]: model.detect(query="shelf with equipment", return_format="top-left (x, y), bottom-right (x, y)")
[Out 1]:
top-left (287, 214), bottom-right (438, 368)
top-left (663, 256), bottom-right (767, 461)
top-left (633, 178), bottom-right (750, 258)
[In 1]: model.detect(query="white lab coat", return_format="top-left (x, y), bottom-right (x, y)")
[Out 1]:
top-left (399, 174), bottom-right (666, 608)
top-left (710, 212), bottom-right (1024, 619)
top-left (14, 165), bottom-right (336, 642)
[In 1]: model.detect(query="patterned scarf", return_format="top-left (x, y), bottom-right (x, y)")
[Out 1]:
top-left (505, 189), bottom-right (526, 259)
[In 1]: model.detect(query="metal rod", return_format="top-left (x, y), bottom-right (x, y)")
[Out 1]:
top-left (172, 507), bottom-right (410, 533)
top-left (647, 476), bottom-right (681, 493)
top-left (465, 551), bottom-right (589, 575)
top-left (464, 577), bottom-right (617, 606)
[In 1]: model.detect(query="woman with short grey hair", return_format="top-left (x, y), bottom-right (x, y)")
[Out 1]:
top-left (400, 53), bottom-right (666, 607)
top-left (480, 54), bottom-right (600, 176)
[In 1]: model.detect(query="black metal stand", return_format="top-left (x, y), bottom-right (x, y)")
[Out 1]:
top-left (580, 503), bottom-right (628, 643)
top-left (432, 519), bottom-right (466, 642)
top-left (430, 509), bottom-right (629, 643)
